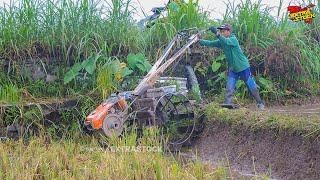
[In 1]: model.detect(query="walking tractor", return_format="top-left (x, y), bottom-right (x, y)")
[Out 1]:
top-left (84, 28), bottom-right (205, 147)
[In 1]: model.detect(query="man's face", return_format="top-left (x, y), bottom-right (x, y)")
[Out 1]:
top-left (219, 29), bottom-right (231, 37)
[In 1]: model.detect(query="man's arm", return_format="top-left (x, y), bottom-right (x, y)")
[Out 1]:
top-left (217, 35), bottom-right (237, 46)
top-left (199, 39), bottom-right (221, 48)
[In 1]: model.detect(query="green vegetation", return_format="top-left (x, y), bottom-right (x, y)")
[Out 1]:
top-left (0, 126), bottom-right (233, 179)
top-left (0, 84), bottom-right (21, 103)
top-left (201, 0), bottom-right (320, 101)
top-left (0, 0), bottom-right (317, 103)
top-left (0, 93), bottom-right (235, 179)
top-left (0, 0), bottom-right (319, 178)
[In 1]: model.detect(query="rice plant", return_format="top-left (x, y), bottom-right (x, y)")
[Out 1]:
top-left (0, 84), bottom-right (21, 103)
top-left (0, 129), bottom-right (230, 179)
top-left (166, 0), bottom-right (209, 31)
top-left (0, 0), bottom-right (145, 64)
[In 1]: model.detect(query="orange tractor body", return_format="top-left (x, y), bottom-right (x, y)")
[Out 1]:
top-left (85, 96), bottom-right (128, 130)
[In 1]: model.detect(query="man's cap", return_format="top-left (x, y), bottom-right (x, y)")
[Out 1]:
top-left (217, 24), bottom-right (232, 31)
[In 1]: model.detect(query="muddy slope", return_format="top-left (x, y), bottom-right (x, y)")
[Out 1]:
top-left (191, 122), bottom-right (320, 179)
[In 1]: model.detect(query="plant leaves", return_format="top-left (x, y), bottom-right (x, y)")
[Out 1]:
top-left (215, 72), bottom-right (226, 83)
top-left (136, 63), bottom-right (146, 72)
top-left (64, 63), bottom-right (83, 84)
top-left (109, 60), bottom-right (121, 74)
top-left (82, 56), bottom-right (96, 74)
top-left (195, 62), bottom-right (207, 77)
top-left (213, 54), bottom-right (225, 62)
top-left (127, 53), bottom-right (144, 69)
top-left (211, 62), bottom-right (221, 72)
top-left (121, 67), bottom-right (133, 77)
top-left (236, 81), bottom-right (245, 89)
top-left (258, 77), bottom-right (273, 89)
top-left (143, 61), bottom-right (152, 71)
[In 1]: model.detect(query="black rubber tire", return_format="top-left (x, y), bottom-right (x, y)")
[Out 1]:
top-left (185, 65), bottom-right (202, 101)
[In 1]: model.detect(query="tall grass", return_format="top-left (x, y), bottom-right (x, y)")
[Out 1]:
top-left (104, 0), bottom-right (145, 55)
top-left (0, 0), bottom-right (147, 98)
top-left (167, 0), bottom-right (209, 31)
top-left (0, 0), bottom-right (144, 64)
top-left (0, 130), bottom-right (229, 179)
top-left (223, 0), bottom-right (276, 47)
top-left (143, 0), bottom-right (209, 58)
top-left (0, 84), bottom-right (20, 103)
top-left (0, 0), bottom-right (319, 102)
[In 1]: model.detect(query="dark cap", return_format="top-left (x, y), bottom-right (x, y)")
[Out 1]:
top-left (217, 24), bottom-right (232, 31)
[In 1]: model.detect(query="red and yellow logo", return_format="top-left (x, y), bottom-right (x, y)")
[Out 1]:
top-left (287, 4), bottom-right (316, 24)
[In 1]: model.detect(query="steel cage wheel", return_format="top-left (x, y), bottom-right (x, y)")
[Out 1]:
top-left (155, 92), bottom-right (195, 145)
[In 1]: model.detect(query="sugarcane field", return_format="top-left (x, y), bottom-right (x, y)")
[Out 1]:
top-left (0, 0), bottom-right (319, 179)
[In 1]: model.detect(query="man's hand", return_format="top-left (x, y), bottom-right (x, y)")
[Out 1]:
top-left (216, 31), bottom-right (221, 37)
top-left (209, 26), bottom-right (218, 35)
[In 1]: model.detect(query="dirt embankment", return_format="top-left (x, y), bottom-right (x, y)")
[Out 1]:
top-left (189, 102), bottom-right (320, 179)
top-left (192, 122), bottom-right (320, 179)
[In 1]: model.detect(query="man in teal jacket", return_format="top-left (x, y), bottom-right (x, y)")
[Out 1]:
top-left (199, 24), bottom-right (265, 109)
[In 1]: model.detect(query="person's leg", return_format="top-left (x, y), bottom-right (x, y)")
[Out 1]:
top-left (239, 68), bottom-right (265, 108)
top-left (224, 70), bottom-right (238, 104)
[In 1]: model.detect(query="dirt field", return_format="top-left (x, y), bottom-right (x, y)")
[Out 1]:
top-left (187, 102), bottom-right (320, 179)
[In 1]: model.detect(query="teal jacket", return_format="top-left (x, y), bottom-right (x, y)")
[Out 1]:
top-left (199, 34), bottom-right (250, 73)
